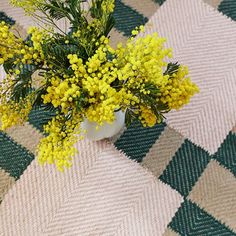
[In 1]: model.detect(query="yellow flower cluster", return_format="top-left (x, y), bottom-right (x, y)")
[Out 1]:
top-left (16, 45), bottom-right (41, 65)
top-left (11, 0), bottom-right (44, 14)
top-left (0, 22), bottom-right (44, 67)
top-left (140, 106), bottom-right (157, 127)
top-left (116, 33), bottom-right (172, 90)
top-left (0, 21), bottom-right (23, 65)
top-left (160, 66), bottom-right (199, 109)
top-left (64, 33), bottom-right (198, 130)
top-left (37, 113), bottom-right (82, 171)
top-left (42, 77), bottom-right (81, 114)
top-left (27, 27), bottom-right (46, 60)
top-left (101, 0), bottom-right (115, 14)
top-left (0, 95), bottom-right (33, 130)
top-left (66, 37), bottom-right (140, 125)
top-left (0, 74), bottom-right (28, 129)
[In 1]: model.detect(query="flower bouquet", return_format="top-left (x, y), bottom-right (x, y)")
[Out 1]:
top-left (0, 0), bottom-right (199, 171)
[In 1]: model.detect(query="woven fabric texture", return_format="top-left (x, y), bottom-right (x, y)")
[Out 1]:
top-left (0, 0), bottom-right (236, 235)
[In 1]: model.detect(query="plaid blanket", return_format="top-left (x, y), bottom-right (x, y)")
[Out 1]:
top-left (0, 0), bottom-right (236, 235)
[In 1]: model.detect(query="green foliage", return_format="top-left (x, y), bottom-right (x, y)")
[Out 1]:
top-left (124, 81), bottom-right (169, 127)
top-left (164, 62), bottom-right (180, 76)
top-left (6, 63), bottom-right (37, 102)
top-left (125, 108), bottom-right (138, 127)
top-left (3, 58), bottom-right (14, 74)
top-left (11, 80), bottom-right (31, 102)
top-left (41, 0), bottom-right (86, 23)
top-left (90, 0), bottom-right (103, 18)
top-left (42, 1), bottom-right (66, 21)
top-left (103, 14), bottom-right (115, 36)
top-left (75, 91), bottom-right (89, 112)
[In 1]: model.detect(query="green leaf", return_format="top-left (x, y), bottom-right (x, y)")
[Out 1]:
top-left (11, 65), bottom-right (37, 102)
top-left (33, 87), bottom-right (46, 109)
top-left (3, 58), bottom-right (14, 74)
top-left (11, 80), bottom-right (31, 102)
top-left (42, 35), bottom-right (89, 68)
top-left (75, 92), bottom-right (88, 112)
top-left (103, 14), bottom-right (115, 36)
top-left (164, 62), bottom-right (180, 76)
top-left (125, 109), bottom-right (137, 127)
top-left (42, 0), bottom-right (67, 20)
top-left (90, 0), bottom-right (103, 19)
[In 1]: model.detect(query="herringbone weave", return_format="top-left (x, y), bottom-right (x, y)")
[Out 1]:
top-left (0, 0), bottom-right (236, 235)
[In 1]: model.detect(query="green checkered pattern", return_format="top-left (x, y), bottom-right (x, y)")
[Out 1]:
top-left (1, 0), bottom-right (236, 235)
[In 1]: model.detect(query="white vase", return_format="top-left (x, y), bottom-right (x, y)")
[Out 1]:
top-left (81, 110), bottom-right (126, 141)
